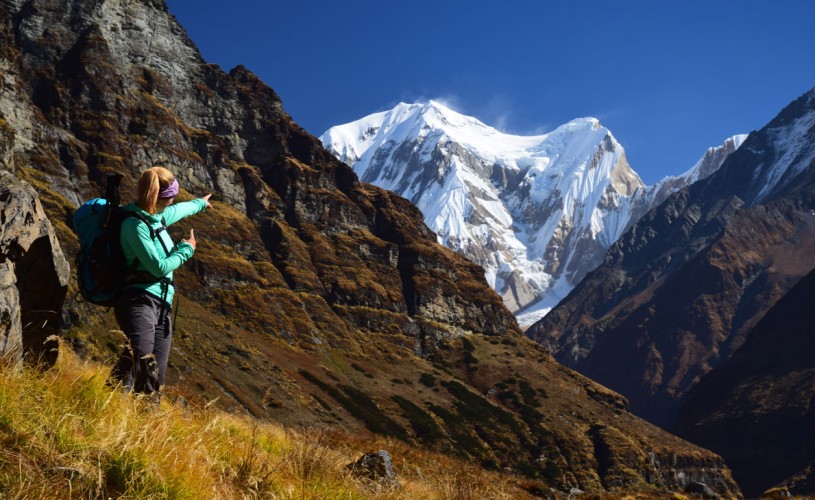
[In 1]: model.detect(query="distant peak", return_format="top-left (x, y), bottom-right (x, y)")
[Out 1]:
top-left (420, 100), bottom-right (463, 119)
top-left (384, 100), bottom-right (494, 135)
top-left (725, 133), bottom-right (749, 149)
top-left (564, 117), bottom-right (603, 130)
top-left (542, 117), bottom-right (615, 145)
top-left (426, 99), bottom-right (456, 112)
top-left (389, 101), bottom-right (449, 114)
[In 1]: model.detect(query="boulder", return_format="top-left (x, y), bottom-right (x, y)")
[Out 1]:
top-left (346, 450), bottom-right (398, 486)
top-left (761, 486), bottom-right (791, 499)
top-left (685, 481), bottom-right (718, 499)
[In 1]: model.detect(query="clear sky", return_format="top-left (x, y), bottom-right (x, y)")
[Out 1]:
top-left (165, 0), bottom-right (815, 184)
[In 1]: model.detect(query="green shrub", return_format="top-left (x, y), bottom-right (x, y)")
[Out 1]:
top-left (442, 381), bottom-right (523, 435)
top-left (391, 395), bottom-right (445, 443)
top-left (298, 369), bottom-right (406, 439)
top-left (462, 337), bottom-right (477, 366)
top-left (519, 379), bottom-right (541, 408)
top-left (419, 373), bottom-right (436, 387)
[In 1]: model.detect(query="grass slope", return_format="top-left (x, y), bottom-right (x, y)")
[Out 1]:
top-left (0, 346), bottom-right (547, 499)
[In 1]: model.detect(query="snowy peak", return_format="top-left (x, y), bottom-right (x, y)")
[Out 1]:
top-left (634, 134), bottom-right (749, 213)
top-left (749, 88), bottom-right (815, 204)
top-left (323, 101), bottom-right (502, 166)
top-left (413, 100), bottom-right (495, 132)
top-left (679, 134), bottom-right (748, 184)
top-left (321, 102), bottom-right (743, 326)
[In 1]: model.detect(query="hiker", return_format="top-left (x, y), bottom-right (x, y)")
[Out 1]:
top-left (110, 166), bottom-right (211, 396)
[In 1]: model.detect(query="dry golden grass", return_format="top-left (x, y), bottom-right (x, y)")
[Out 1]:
top-left (0, 345), bottom-right (535, 499)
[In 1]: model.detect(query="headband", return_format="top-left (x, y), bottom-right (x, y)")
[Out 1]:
top-left (158, 179), bottom-right (179, 199)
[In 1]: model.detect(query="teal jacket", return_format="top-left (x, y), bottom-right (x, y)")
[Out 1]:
top-left (119, 199), bottom-right (208, 306)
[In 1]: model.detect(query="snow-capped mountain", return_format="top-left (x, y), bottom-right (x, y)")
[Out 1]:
top-left (321, 101), bottom-right (744, 326)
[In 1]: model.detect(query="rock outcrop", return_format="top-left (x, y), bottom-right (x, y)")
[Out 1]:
top-left (346, 450), bottom-right (398, 486)
top-left (0, 169), bottom-right (69, 365)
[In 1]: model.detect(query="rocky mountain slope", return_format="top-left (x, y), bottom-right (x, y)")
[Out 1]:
top-left (673, 266), bottom-right (815, 498)
top-left (527, 86), bottom-right (815, 431)
top-left (322, 102), bottom-right (744, 326)
top-left (0, 0), bottom-right (741, 495)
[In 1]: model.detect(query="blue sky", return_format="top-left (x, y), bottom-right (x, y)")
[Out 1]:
top-left (166, 1), bottom-right (815, 184)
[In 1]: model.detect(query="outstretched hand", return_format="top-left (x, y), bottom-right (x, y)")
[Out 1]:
top-left (183, 229), bottom-right (196, 250)
top-left (202, 194), bottom-right (212, 209)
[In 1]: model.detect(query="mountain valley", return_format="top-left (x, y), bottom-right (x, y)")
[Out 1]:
top-left (0, 0), bottom-right (747, 496)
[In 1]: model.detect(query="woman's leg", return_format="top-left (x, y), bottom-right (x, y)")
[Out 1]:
top-left (113, 292), bottom-right (161, 393)
top-left (152, 306), bottom-right (173, 391)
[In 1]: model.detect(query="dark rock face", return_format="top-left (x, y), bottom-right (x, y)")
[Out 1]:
top-left (528, 87), bottom-right (815, 428)
top-left (673, 267), bottom-right (815, 498)
top-left (587, 423), bottom-right (734, 494)
top-left (0, 170), bottom-right (69, 366)
top-left (0, 0), bottom-right (742, 495)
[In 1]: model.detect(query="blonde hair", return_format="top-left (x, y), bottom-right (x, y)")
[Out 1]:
top-left (137, 167), bottom-right (175, 214)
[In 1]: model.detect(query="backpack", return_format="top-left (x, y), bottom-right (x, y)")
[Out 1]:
top-left (73, 173), bottom-right (169, 306)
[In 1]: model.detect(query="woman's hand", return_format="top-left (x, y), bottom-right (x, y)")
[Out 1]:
top-left (183, 229), bottom-right (196, 250)
top-left (202, 194), bottom-right (212, 209)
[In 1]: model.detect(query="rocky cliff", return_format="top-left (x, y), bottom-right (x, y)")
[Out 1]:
top-left (528, 87), bottom-right (815, 430)
top-left (0, 124), bottom-right (69, 366)
top-left (0, 0), bottom-right (741, 495)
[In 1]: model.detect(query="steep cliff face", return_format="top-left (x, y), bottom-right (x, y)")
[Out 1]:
top-left (1, 109), bottom-right (69, 365)
top-left (673, 267), bottom-right (815, 498)
top-left (0, 0), bottom-right (741, 495)
top-left (528, 87), bottom-right (815, 428)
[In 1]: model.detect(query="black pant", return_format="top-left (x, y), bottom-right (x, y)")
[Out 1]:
top-left (112, 290), bottom-right (172, 394)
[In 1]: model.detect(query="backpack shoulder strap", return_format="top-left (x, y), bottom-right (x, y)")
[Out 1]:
top-left (124, 211), bottom-right (171, 257)
top-left (156, 216), bottom-right (170, 257)
top-left (124, 211), bottom-right (157, 239)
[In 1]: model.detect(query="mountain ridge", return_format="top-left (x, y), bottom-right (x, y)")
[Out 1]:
top-left (527, 85), bottom-right (815, 431)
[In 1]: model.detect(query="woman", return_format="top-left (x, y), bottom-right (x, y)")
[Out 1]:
top-left (111, 166), bottom-right (211, 395)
